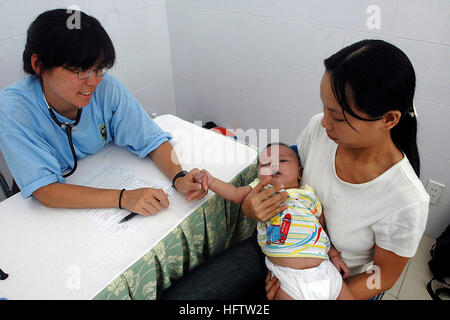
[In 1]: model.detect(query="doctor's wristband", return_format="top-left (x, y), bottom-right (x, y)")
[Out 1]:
top-left (172, 170), bottom-right (189, 190)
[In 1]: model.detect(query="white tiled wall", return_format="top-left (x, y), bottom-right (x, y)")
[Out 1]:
top-left (0, 0), bottom-right (175, 115)
top-left (166, 0), bottom-right (450, 238)
top-left (0, 0), bottom-right (175, 194)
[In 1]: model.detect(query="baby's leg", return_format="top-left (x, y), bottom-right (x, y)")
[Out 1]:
top-left (336, 281), bottom-right (355, 300)
top-left (274, 287), bottom-right (294, 300)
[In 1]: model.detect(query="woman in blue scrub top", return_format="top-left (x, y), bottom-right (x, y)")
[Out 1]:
top-left (0, 9), bottom-right (207, 214)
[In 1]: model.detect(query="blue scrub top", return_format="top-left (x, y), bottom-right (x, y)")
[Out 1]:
top-left (0, 74), bottom-right (172, 198)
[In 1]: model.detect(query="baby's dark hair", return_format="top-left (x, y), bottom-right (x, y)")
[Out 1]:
top-left (23, 9), bottom-right (116, 75)
top-left (260, 142), bottom-right (301, 166)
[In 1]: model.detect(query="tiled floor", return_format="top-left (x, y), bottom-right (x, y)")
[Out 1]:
top-left (382, 234), bottom-right (436, 300)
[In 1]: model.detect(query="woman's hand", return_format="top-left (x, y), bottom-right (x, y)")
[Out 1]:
top-left (174, 168), bottom-right (209, 202)
top-left (265, 271), bottom-right (280, 300)
top-left (329, 247), bottom-right (351, 279)
top-left (330, 256), bottom-right (351, 279)
top-left (122, 188), bottom-right (169, 216)
top-left (240, 176), bottom-right (289, 222)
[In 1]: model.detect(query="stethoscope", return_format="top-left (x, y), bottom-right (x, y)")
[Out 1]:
top-left (43, 94), bottom-right (82, 178)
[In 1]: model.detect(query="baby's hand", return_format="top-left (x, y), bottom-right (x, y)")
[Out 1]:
top-left (194, 169), bottom-right (214, 190)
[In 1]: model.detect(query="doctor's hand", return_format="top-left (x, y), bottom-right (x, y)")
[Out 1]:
top-left (174, 168), bottom-right (209, 202)
top-left (121, 188), bottom-right (169, 216)
top-left (240, 175), bottom-right (289, 222)
top-left (193, 169), bottom-right (213, 189)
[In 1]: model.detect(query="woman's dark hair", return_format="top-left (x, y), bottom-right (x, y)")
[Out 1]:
top-left (23, 9), bottom-right (115, 74)
top-left (324, 39), bottom-right (420, 177)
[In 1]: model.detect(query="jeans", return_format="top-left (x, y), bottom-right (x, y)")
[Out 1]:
top-left (160, 231), bottom-right (267, 300)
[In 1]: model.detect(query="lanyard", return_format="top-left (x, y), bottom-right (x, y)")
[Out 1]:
top-left (43, 95), bottom-right (82, 178)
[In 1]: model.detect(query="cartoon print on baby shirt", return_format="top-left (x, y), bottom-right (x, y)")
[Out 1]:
top-left (279, 213), bottom-right (292, 244)
top-left (266, 213), bottom-right (293, 245)
top-left (266, 215), bottom-right (281, 244)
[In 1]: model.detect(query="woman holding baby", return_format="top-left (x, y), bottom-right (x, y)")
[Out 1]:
top-left (161, 39), bottom-right (429, 300)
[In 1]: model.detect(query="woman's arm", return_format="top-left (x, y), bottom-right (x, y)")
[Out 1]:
top-left (265, 245), bottom-right (408, 300)
top-left (344, 245), bottom-right (409, 300)
top-left (33, 141), bottom-right (206, 213)
top-left (33, 183), bottom-right (170, 215)
top-left (33, 183), bottom-right (121, 209)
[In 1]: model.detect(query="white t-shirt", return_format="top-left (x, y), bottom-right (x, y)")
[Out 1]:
top-left (296, 113), bottom-right (429, 274)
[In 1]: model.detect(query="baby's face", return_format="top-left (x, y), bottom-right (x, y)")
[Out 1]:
top-left (258, 145), bottom-right (302, 189)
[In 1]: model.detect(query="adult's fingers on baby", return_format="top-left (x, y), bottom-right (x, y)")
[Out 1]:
top-left (193, 172), bottom-right (204, 183)
top-left (201, 175), bottom-right (209, 191)
top-left (253, 176), bottom-right (272, 194)
top-left (264, 204), bottom-right (288, 221)
top-left (265, 277), bottom-right (280, 300)
top-left (186, 181), bottom-right (202, 192)
top-left (342, 264), bottom-right (351, 279)
top-left (261, 191), bottom-right (288, 209)
top-left (259, 184), bottom-right (288, 201)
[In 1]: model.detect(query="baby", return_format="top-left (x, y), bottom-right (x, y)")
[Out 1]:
top-left (195, 143), bottom-right (354, 300)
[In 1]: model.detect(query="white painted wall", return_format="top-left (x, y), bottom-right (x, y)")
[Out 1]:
top-left (166, 0), bottom-right (450, 238)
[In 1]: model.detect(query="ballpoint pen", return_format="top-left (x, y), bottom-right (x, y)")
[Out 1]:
top-left (119, 197), bottom-right (165, 224)
top-left (119, 212), bottom-right (138, 224)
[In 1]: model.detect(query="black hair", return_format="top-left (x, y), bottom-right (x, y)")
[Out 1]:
top-left (324, 39), bottom-right (420, 178)
top-left (23, 9), bottom-right (115, 74)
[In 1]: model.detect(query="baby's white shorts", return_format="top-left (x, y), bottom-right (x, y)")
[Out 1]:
top-left (265, 257), bottom-right (343, 300)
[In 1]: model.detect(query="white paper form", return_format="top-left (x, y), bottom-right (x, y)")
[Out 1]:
top-left (75, 165), bottom-right (173, 236)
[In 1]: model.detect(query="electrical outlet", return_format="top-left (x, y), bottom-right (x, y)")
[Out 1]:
top-left (425, 180), bottom-right (445, 205)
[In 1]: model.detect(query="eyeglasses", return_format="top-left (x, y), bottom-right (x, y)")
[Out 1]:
top-left (63, 66), bottom-right (109, 80)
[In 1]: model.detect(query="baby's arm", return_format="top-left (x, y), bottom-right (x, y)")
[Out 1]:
top-left (195, 170), bottom-right (251, 204)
